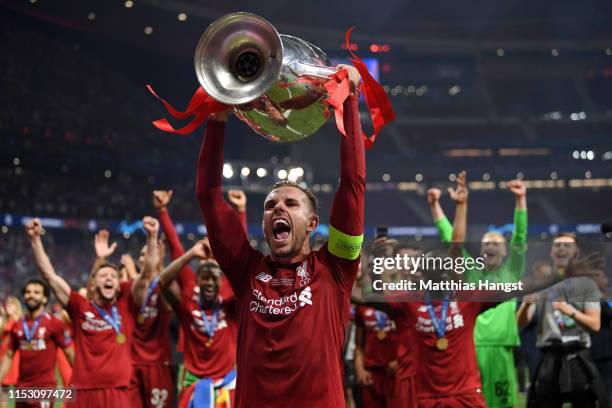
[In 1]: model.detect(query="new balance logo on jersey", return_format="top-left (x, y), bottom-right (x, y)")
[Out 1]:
top-left (256, 272), bottom-right (273, 283)
top-left (299, 287), bottom-right (312, 307)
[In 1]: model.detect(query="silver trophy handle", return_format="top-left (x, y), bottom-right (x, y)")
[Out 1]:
top-left (286, 60), bottom-right (338, 80)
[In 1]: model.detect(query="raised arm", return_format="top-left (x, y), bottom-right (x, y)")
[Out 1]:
top-left (195, 112), bottom-right (255, 283)
top-left (327, 65), bottom-right (365, 262)
top-left (154, 190), bottom-right (184, 259)
top-left (0, 349), bottom-right (14, 383)
top-left (506, 180), bottom-right (528, 281)
top-left (450, 171), bottom-right (468, 259)
top-left (154, 191), bottom-right (196, 291)
top-left (120, 254), bottom-right (139, 281)
top-left (26, 218), bottom-right (71, 307)
top-left (132, 216), bottom-right (159, 306)
top-left (159, 240), bottom-right (211, 314)
top-left (228, 189), bottom-right (248, 234)
top-left (428, 188), bottom-right (453, 244)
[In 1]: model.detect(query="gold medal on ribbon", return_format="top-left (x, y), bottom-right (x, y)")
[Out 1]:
top-left (377, 330), bottom-right (386, 341)
top-left (436, 337), bottom-right (448, 351)
top-left (205, 339), bottom-right (213, 348)
top-left (137, 315), bottom-right (145, 325)
top-left (24, 343), bottom-right (33, 351)
top-left (116, 333), bottom-right (127, 344)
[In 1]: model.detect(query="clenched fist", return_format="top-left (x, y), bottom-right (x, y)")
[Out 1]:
top-left (25, 218), bottom-right (43, 239)
top-left (153, 190), bottom-right (173, 210)
top-left (228, 190), bottom-right (247, 212)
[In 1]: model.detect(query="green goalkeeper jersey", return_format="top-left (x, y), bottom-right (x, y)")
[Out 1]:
top-left (434, 208), bottom-right (527, 346)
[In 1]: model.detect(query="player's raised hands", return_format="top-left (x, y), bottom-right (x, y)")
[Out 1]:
top-left (448, 171), bottom-right (468, 204)
top-left (25, 218), bottom-right (43, 239)
top-left (427, 188), bottom-right (442, 206)
top-left (153, 190), bottom-right (173, 211)
top-left (228, 189), bottom-right (247, 212)
top-left (94, 229), bottom-right (117, 259)
top-left (143, 216), bottom-right (160, 237)
top-left (191, 238), bottom-right (213, 260)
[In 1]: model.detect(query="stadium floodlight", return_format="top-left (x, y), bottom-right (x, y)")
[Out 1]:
top-left (223, 164), bottom-right (234, 179)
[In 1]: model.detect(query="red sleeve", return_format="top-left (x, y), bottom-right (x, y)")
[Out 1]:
top-left (66, 291), bottom-right (84, 322)
top-left (158, 208), bottom-right (195, 289)
top-left (237, 209), bottom-right (248, 235)
top-left (121, 281), bottom-right (139, 315)
top-left (195, 120), bottom-right (260, 293)
top-left (7, 325), bottom-right (18, 353)
top-left (51, 317), bottom-right (71, 348)
top-left (329, 94), bottom-right (365, 237)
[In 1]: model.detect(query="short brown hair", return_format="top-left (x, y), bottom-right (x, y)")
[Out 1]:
top-left (92, 263), bottom-right (120, 279)
top-left (267, 181), bottom-right (318, 213)
top-left (553, 232), bottom-right (580, 248)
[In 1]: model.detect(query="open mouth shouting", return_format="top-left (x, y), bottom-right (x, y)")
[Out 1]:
top-left (101, 281), bottom-right (116, 299)
top-left (272, 217), bottom-right (292, 244)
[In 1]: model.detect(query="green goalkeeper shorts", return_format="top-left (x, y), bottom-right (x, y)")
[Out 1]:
top-left (476, 345), bottom-right (517, 408)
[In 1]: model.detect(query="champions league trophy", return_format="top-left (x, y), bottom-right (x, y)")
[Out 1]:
top-left (194, 12), bottom-right (341, 142)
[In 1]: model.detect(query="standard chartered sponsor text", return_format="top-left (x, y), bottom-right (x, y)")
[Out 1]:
top-left (250, 288), bottom-right (312, 316)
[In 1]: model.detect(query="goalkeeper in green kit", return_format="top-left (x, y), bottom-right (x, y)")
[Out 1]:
top-left (427, 174), bottom-right (527, 408)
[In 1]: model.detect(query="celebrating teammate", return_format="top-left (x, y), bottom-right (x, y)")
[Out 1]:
top-left (428, 176), bottom-right (527, 408)
top-left (0, 279), bottom-right (74, 408)
top-left (129, 217), bottom-right (175, 408)
top-left (196, 64), bottom-right (364, 407)
top-left (158, 239), bottom-right (237, 408)
top-left (354, 304), bottom-right (400, 407)
top-left (25, 217), bottom-right (154, 407)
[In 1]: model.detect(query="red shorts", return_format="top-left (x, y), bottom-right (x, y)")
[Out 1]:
top-left (360, 368), bottom-right (399, 408)
top-left (129, 364), bottom-right (175, 408)
top-left (66, 388), bottom-right (130, 408)
top-left (418, 392), bottom-right (487, 408)
top-left (387, 376), bottom-right (417, 408)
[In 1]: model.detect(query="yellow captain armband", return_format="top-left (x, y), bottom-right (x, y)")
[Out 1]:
top-left (328, 225), bottom-right (363, 260)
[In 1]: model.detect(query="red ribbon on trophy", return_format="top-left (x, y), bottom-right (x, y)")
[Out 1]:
top-left (148, 27), bottom-right (395, 148)
top-left (322, 27), bottom-right (396, 149)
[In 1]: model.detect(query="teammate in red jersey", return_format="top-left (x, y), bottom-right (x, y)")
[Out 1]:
top-left (159, 239), bottom-right (237, 408)
top-left (0, 296), bottom-right (21, 392)
top-left (129, 216), bottom-right (175, 408)
top-left (355, 171), bottom-right (599, 408)
top-left (354, 305), bottom-right (399, 407)
top-left (196, 64), bottom-right (364, 408)
top-left (0, 279), bottom-right (74, 408)
top-left (25, 217), bottom-right (157, 407)
top-left (153, 189), bottom-right (239, 309)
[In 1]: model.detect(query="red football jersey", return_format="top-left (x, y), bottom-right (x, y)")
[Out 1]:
top-left (179, 278), bottom-right (237, 379)
top-left (389, 300), bottom-right (495, 399)
top-left (66, 282), bottom-right (137, 389)
top-left (355, 306), bottom-right (398, 368)
top-left (132, 284), bottom-right (173, 366)
top-left (196, 95), bottom-right (364, 408)
top-left (8, 313), bottom-right (71, 386)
